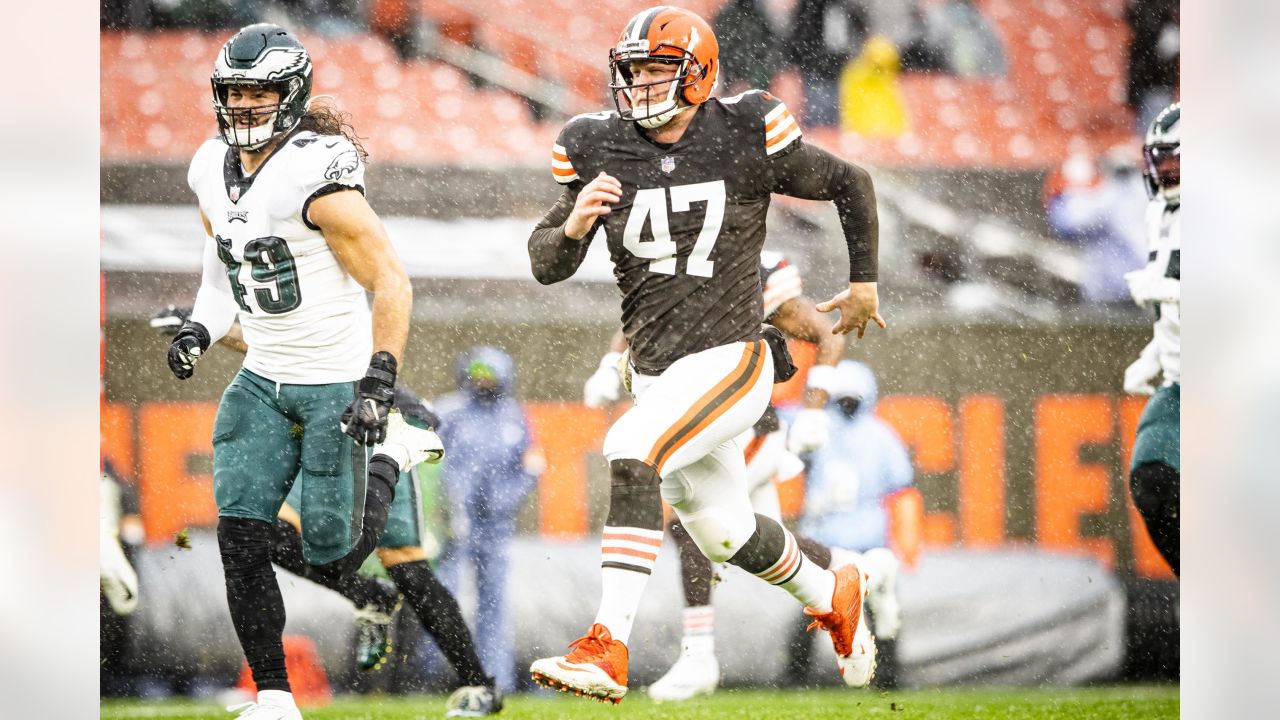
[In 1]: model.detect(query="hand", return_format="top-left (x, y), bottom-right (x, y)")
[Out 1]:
top-left (341, 352), bottom-right (397, 445)
top-left (816, 281), bottom-right (887, 338)
top-left (1125, 268), bottom-right (1179, 308)
top-left (167, 322), bottom-right (211, 380)
top-left (787, 408), bottom-right (830, 453)
top-left (100, 524), bottom-right (139, 615)
top-left (150, 305), bottom-right (193, 337)
top-left (565, 172), bottom-right (622, 240)
top-left (392, 387), bottom-right (442, 430)
top-left (583, 351), bottom-right (624, 408)
top-left (1124, 342), bottom-right (1161, 395)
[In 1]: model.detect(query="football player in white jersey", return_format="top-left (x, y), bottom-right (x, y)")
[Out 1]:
top-left (164, 24), bottom-right (442, 720)
top-left (1123, 102), bottom-right (1180, 577)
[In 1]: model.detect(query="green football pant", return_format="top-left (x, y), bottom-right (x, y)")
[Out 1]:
top-left (212, 369), bottom-right (369, 565)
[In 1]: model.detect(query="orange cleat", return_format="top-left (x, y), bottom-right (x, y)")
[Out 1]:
top-left (804, 565), bottom-right (877, 687)
top-left (530, 624), bottom-right (629, 703)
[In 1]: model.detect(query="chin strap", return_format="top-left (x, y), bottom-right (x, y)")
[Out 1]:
top-left (636, 102), bottom-right (691, 130)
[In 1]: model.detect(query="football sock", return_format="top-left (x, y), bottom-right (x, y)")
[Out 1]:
top-left (1129, 462), bottom-right (1180, 576)
top-left (729, 514), bottom-right (836, 613)
top-left (218, 517), bottom-right (290, 692)
top-left (387, 560), bottom-right (490, 687)
top-left (796, 534), bottom-right (833, 570)
top-left (670, 518), bottom-right (714, 607)
top-left (268, 518), bottom-right (390, 610)
top-left (681, 605), bottom-right (715, 655)
top-left (593, 459), bottom-right (664, 645)
top-left (312, 456), bottom-right (399, 580)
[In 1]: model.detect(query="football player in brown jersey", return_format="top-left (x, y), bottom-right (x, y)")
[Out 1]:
top-left (527, 6), bottom-right (884, 702)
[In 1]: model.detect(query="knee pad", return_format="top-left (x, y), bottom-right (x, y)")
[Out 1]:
top-left (1130, 462), bottom-right (1178, 517)
top-left (217, 517), bottom-right (274, 579)
top-left (605, 458), bottom-right (663, 530)
top-left (677, 507), bottom-right (758, 563)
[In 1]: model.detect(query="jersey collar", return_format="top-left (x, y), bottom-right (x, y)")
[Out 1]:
top-left (222, 127), bottom-right (301, 204)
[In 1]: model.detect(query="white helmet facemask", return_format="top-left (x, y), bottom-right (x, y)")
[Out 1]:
top-left (622, 65), bottom-right (689, 129)
top-left (218, 104), bottom-right (280, 151)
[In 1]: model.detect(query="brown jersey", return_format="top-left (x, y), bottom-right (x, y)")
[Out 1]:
top-left (550, 90), bottom-right (804, 375)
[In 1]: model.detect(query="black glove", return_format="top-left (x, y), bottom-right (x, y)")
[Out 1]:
top-left (393, 386), bottom-right (442, 430)
top-left (150, 305), bottom-right (193, 337)
top-left (342, 352), bottom-right (397, 445)
top-left (167, 322), bottom-right (211, 380)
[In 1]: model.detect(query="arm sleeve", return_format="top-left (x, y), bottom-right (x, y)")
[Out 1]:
top-left (189, 235), bottom-right (239, 344)
top-left (527, 187), bottom-right (595, 285)
top-left (769, 142), bottom-right (879, 282)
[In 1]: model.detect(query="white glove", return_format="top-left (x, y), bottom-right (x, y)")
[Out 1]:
top-left (583, 351), bottom-right (624, 408)
top-left (1125, 267), bottom-right (1180, 308)
top-left (787, 408), bottom-right (830, 453)
top-left (100, 526), bottom-right (139, 615)
top-left (1124, 339), bottom-right (1161, 395)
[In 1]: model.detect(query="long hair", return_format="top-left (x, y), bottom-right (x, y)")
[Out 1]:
top-left (296, 98), bottom-right (369, 161)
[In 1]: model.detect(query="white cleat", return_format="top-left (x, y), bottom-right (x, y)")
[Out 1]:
top-left (445, 684), bottom-right (503, 717)
top-left (227, 691), bottom-right (302, 719)
top-left (647, 649), bottom-right (720, 702)
top-left (375, 411), bottom-right (445, 468)
top-left (863, 547), bottom-right (902, 641)
top-left (840, 607), bottom-right (878, 688)
top-left (806, 565), bottom-right (877, 688)
top-left (530, 623), bottom-right (629, 704)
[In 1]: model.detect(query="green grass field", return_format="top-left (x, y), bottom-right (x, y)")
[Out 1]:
top-left (101, 685), bottom-right (1178, 720)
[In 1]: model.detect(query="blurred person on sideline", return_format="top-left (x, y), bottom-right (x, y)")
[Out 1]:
top-left (786, 359), bottom-right (921, 689)
top-left (151, 309), bottom-right (502, 716)
top-left (164, 24), bottom-right (447, 720)
top-left (433, 346), bottom-right (541, 695)
top-left (788, 0), bottom-right (871, 127)
top-left (1044, 141), bottom-right (1148, 304)
top-left (838, 35), bottom-right (909, 137)
top-left (921, 0), bottom-right (1007, 77)
top-left (526, 6), bottom-right (884, 702)
top-left (100, 463), bottom-right (142, 696)
top-left (897, 4), bottom-right (949, 73)
top-left (713, 0), bottom-right (785, 95)
top-left (1123, 103), bottom-right (1180, 577)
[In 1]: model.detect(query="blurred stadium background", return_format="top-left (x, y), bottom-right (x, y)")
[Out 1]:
top-left (99, 0), bottom-right (1178, 707)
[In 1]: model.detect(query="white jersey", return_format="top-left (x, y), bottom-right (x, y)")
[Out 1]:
top-left (1136, 199), bottom-right (1181, 384)
top-left (187, 131), bottom-right (371, 384)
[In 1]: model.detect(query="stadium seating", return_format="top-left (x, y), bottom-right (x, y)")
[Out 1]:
top-left (100, 0), bottom-right (1137, 168)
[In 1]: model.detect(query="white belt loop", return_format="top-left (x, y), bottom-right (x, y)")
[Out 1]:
top-left (275, 381), bottom-right (281, 399)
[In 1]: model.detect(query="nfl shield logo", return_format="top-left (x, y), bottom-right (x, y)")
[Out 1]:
top-left (660, 156), bottom-right (676, 174)
top-left (229, 185), bottom-right (241, 202)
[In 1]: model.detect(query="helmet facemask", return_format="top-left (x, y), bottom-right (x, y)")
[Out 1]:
top-left (213, 77), bottom-right (308, 151)
top-left (609, 42), bottom-right (703, 129)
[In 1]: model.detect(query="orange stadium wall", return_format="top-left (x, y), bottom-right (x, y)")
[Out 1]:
top-left (102, 317), bottom-right (1169, 580)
